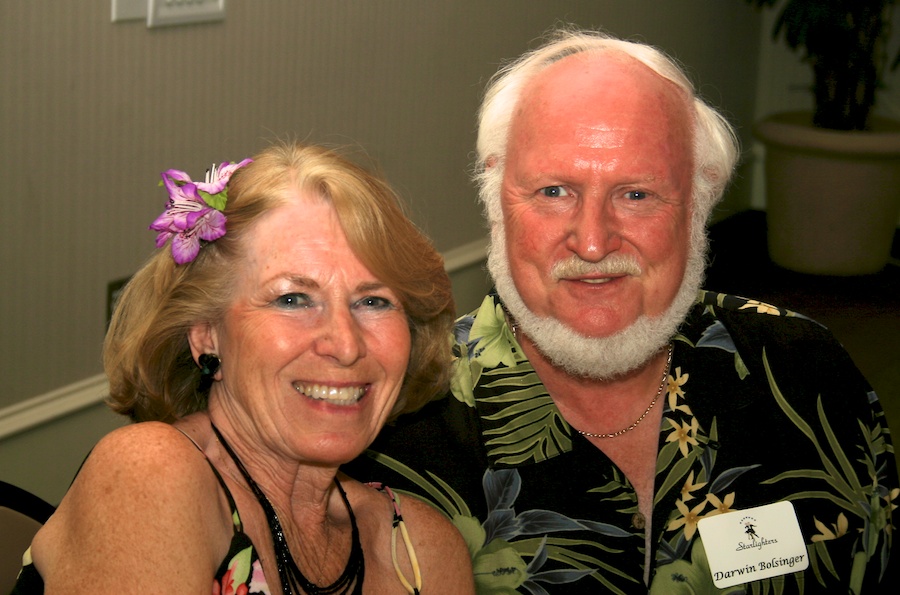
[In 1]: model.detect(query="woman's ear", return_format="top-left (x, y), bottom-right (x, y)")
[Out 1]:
top-left (188, 323), bottom-right (219, 366)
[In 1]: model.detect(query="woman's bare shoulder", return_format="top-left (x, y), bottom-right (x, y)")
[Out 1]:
top-left (70, 422), bottom-right (214, 495)
top-left (351, 480), bottom-right (475, 594)
top-left (31, 421), bottom-right (229, 592)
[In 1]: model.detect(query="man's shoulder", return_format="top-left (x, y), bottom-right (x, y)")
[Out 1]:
top-left (344, 394), bottom-right (491, 513)
top-left (682, 292), bottom-right (871, 408)
top-left (380, 394), bottom-right (482, 453)
top-left (693, 290), bottom-right (835, 343)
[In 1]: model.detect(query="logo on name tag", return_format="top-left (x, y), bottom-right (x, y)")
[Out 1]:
top-left (735, 515), bottom-right (776, 550)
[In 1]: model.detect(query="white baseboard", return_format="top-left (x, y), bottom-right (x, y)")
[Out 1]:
top-left (0, 238), bottom-right (490, 442)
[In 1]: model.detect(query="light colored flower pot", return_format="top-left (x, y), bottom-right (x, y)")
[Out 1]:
top-left (755, 111), bottom-right (900, 275)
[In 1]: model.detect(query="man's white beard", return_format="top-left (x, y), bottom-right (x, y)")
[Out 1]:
top-left (487, 223), bottom-right (705, 380)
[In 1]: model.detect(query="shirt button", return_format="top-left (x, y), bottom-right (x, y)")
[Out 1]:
top-left (632, 512), bottom-right (646, 529)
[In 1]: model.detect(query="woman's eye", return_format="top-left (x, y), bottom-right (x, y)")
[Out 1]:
top-left (625, 190), bottom-right (649, 201)
top-left (275, 293), bottom-right (311, 309)
top-left (539, 186), bottom-right (570, 198)
top-left (356, 296), bottom-right (393, 311)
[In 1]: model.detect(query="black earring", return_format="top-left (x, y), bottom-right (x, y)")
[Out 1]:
top-left (198, 353), bottom-right (221, 392)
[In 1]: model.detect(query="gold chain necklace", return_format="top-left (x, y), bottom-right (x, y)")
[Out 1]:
top-left (506, 312), bottom-right (674, 439)
top-left (574, 343), bottom-right (673, 439)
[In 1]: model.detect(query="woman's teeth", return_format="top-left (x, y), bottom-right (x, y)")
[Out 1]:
top-left (293, 383), bottom-right (364, 405)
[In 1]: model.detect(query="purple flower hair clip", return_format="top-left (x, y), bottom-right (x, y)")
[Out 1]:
top-left (149, 158), bottom-right (252, 264)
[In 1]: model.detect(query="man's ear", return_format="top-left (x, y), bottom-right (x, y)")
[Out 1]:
top-left (188, 323), bottom-right (219, 365)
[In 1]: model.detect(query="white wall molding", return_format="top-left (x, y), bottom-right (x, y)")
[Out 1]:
top-left (0, 374), bottom-right (109, 441)
top-left (0, 237), bottom-right (490, 442)
top-left (442, 236), bottom-right (490, 273)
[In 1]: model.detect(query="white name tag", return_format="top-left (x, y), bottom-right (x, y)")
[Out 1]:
top-left (697, 501), bottom-right (809, 588)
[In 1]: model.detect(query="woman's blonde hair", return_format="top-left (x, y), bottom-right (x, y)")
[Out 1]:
top-left (105, 142), bottom-right (455, 422)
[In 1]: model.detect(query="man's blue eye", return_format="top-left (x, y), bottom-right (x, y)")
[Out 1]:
top-left (625, 191), bottom-right (649, 200)
top-left (540, 186), bottom-right (569, 198)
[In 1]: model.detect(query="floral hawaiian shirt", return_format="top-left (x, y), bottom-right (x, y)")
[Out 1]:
top-left (346, 291), bottom-right (897, 594)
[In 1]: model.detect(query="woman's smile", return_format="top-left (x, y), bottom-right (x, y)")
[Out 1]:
top-left (292, 381), bottom-right (367, 406)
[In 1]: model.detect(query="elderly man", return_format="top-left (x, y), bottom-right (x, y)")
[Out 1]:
top-left (347, 29), bottom-right (897, 593)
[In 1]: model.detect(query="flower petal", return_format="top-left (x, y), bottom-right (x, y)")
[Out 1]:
top-left (195, 158), bottom-right (253, 194)
top-left (171, 231), bottom-right (201, 265)
top-left (154, 230), bottom-right (172, 248)
top-left (161, 170), bottom-right (198, 201)
top-left (151, 159), bottom-right (250, 265)
top-left (162, 168), bottom-right (193, 184)
top-left (196, 209), bottom-right (227, 242)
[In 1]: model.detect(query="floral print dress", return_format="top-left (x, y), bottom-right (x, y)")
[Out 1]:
top-left (345, 290), bottom-right (898, 594)
top-left (208, 463), bottom-right (272, 595)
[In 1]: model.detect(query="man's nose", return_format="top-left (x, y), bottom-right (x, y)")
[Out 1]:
top-left (565, 196), bottom-right (623, 261)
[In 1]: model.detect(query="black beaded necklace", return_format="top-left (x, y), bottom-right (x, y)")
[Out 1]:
top-left (210, 423), bottom-right (364, 594)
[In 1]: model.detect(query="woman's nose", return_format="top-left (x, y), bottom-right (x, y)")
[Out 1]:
top-left (314, 308), bottom-right (366, 365)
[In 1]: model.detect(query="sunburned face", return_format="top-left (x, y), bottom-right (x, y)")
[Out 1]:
top-left (199, 192), bottom-right (411, 467)
top-left (489, 52), bottom-right (701, 378)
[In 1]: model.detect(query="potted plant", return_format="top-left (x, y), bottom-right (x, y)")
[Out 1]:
top-left (746, 0), bottom-right (900, 274)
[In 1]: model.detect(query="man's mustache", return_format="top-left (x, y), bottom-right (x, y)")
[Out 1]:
top-left (551, 254), bottom-right (642, 279)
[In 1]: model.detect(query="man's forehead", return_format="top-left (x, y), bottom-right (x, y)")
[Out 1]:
top-left (508, 54), bottom-right (693, 152)
top-left (574, 125), bottom-right (626, 149)
top-left (520, 51), bottom-right (689, 115)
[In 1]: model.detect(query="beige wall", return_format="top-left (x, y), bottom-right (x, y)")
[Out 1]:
top-left (1, 1), bottom-right (761, 504)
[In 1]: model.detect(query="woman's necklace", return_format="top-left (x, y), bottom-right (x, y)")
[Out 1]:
top-left (210, 423), bottom-right (364, 594)
top-left (574, 343), bottom-right (674, 439)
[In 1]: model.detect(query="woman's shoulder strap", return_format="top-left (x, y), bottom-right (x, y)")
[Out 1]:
top-left (367, 482), bottom-right (422, 595)
top-left (173, 426), bottom-right (244, 533)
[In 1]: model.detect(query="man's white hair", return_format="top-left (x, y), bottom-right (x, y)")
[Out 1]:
top-left (474, 28), bottom-right (741, 378)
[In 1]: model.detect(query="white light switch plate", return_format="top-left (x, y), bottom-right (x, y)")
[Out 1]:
top-left (111, 0), bottom-right (146, 22)
top-left (148, 0), bottom-right (227, 28)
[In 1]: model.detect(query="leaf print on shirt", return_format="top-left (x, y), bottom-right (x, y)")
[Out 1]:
top-left (451, 296), bottom-right (525, 408)
top-left (467, 300), bottom-right (522, 370)
top-left (653, 349), bottom-right (763, 572)
top-left (480, 366), bottom-right (573, 465)
top-left (690, 317), bottom-right (749, 380)
top-left (649, 537), bottom-right (748, 594)
top-left (758, 348), bottom-right (897, 590)
top-left (694, 319), bottom-right (737, 352)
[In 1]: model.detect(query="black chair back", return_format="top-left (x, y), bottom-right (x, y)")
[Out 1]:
top-left (0, 481), bottom-right (55, 594)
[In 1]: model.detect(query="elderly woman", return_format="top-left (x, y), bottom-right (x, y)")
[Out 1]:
top-left (12, 143), bottom-right (474, 594)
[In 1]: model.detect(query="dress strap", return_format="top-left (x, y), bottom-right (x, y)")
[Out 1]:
top-left (173, 426), bottom-right (244, 533)
top-left (367, 482), bottom-right (422, 595)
